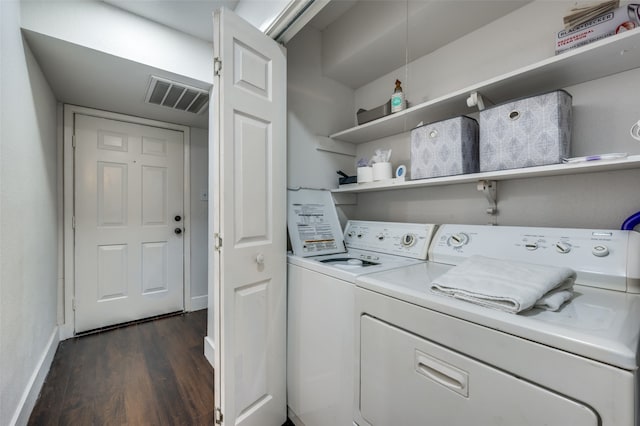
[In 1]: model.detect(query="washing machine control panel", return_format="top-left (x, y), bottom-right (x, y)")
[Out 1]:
top-left (344, 221), bottom-right (437, 260)
top-left (430, 224), bottom-right (639, 291)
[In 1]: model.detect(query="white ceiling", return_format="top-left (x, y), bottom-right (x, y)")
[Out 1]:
top-left (312, 0), bottom-right (531, 89)
top-left (23, 0), bottom-right (531, 129)
top-left (103, 0), bottom-right (235, 42)
top-left (23, 29), bottom-right (212, 128)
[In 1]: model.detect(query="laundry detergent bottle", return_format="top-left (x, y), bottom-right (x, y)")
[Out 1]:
top-left (391, 79), bottom-right (405, 113)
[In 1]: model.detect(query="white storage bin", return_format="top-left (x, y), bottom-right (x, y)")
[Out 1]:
top-left (410, 116), bottom-right (479, 179)
top-left (479, 90), bottom-right (572, 172)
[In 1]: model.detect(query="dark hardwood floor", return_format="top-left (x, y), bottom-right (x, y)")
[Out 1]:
top-left (28, 310), bottom-right (214, 426)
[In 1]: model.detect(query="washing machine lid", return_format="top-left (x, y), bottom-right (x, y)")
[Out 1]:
top-left (288, 188), bottom-right (345, 257)
top-left (288, 249), bottom-right (426, 282)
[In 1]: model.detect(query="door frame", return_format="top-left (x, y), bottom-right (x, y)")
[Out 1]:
top-left (60, 104), bottom-right (192, 339)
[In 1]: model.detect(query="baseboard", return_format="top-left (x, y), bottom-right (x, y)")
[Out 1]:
top-left (287, 407), bottom-right (304, 426)
top-left (190, 294), bottom-right (208, 311)
top-left (11, 326), bottom-right (59, 426)
top-left (204, 335), bottom-right (215, 368)
top-left (58, 323), bottom-right (74, 341)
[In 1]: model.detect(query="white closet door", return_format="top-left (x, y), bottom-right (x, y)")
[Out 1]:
top-left (75, 114), bottom-right (184, 333)
top-left (211, 7), bottom-right (287, 426)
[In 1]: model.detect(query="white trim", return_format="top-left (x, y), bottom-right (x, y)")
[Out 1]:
top-left (62, 104), bottom-right (192, 338)
top-left (204, 335), bottom-right (215, 368)
top-left (266, 0), bottom-right (330, 43)
top-left (190, 294), bottom-right (208, 311)
top-left (182, 126), bottom-right (192, 311)
top-left (57, 103), bottom-right (65, 327)
top-left (10, 327), bottom-right (59, 426)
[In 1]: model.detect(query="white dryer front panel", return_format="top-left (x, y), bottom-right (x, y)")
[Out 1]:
top-left (359, 315), bottom-right (598, 426)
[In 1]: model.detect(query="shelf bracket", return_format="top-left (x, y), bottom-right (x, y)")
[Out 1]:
top-left (466, 91), bottom-right (491, 111)
top-left (477, 180), bottom-right (498, 225)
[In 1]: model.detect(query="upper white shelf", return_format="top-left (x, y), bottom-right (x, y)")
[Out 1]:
top-left (332, 155), bottom-right (640, 193)
top-left (330, 29), bottom-right (640, 144)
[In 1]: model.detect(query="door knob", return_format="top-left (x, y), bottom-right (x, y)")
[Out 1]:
top-left (174, 228), bottom-right (183, 235)
top-left (256, 253), bottom-right (265, 265)
top-left (175, 215), bottom-right (182, 222)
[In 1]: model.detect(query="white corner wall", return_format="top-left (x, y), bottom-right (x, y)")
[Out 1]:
top-left (287, 26), bottom-right (358, 191)
top-left (1, 1), bottom-right (60, 424)
top-left (190, 127), bottom-right (209, 310)
top-left (350, 0), bottom-right (640, 229)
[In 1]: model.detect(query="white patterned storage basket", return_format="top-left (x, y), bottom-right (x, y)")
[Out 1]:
top-left (410, 116), bottom-right (479, 179)
top-left (479, 90), bottom-right (572, 172)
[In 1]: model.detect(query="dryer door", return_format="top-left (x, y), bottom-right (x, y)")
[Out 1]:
top-left (359, 315), bottom-right (599, 426)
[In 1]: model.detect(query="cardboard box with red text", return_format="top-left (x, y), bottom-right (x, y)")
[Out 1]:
top-left (556, 4), bottom-right (640, 54)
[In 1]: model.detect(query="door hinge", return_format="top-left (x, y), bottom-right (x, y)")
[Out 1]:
top-left (214, 57), bottom-right (222, 77)
top-left (214, 233), bottom-right (222, 251)
top-left (215, 407), bottom-right (223, 424)
top-left (72, 216), bottom-right (76, 229)
top-left (72, 134), bottom-right (77, 149)
top-left (72, 298), bottom-right (76, 311)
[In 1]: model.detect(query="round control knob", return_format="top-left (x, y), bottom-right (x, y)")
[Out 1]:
top-left (401, 233), bottom-right (416, 247)
top-left (448, 233), bottom-right (469, 248)
top-left (377, 233), bottom-right (385, 241)
top-left (347, 231), bottom-right (355, 238)
top-left (347, 259), bottom-right (363, 266)
top-left (592, 245), bottom-right (609, 257)
top-left (525, 242), bottom-right (539, 251)
top-left (357, 234), bottom-right (363, 239)
top-left (555, 241), bottom-right (572, 254)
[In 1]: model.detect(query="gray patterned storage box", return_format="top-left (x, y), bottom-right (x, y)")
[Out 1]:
top-left (411, 116), bottom-right (479, 179)
top-left (479, 90), bottom-right (572, 172)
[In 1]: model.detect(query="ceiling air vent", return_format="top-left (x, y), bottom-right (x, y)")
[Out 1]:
top-left (145, 76), bottom-right (209, 115)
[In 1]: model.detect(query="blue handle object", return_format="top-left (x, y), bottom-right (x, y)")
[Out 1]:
top-left (621, 211), bottom-right (640, 230)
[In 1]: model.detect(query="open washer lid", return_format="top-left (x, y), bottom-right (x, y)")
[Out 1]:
top-left (288, 188), bottom-right (345, 258)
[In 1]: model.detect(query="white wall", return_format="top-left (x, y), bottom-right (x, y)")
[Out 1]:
top-left (0, 1), bottom-right (60, 424)
top-left (347, 0), bottom-right (640, 229)
top-left (22, 0), bottom-right (211, 321)
top-left (287, 25), bottom-right (358, 190)
top-left (190, 127), bottom-right (209, 310)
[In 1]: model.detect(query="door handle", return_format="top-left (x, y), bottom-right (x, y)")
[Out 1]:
top-left (174, 228), bottom-right (183, 235)
top-left (175, 215), bottom-right (182, 222)
top-left (256, 253), bottom-right (265, 265)
top-left (415, 350), bottom-right (468, 397)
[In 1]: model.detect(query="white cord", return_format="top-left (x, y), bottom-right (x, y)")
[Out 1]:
top-left (631, 120), bottom-right (640, 142)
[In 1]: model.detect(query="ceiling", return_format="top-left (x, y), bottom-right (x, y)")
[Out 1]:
top-left (309, 0), bottom-right (531, 89)
top-left (23, 29), bottom-right (212, 128)
top-left (102, 0), bottom-right (238, 42)
top-left (23, 0), bottom-right (531, 129)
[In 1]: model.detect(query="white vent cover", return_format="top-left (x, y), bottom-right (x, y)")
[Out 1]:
top-left (145, 76), bottom-right (209, 115)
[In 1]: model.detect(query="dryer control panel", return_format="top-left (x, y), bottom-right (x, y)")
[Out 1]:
top-left (344, 221), bottom-right (437, 260)
top-left (429, 224), bottom-right (640, 292)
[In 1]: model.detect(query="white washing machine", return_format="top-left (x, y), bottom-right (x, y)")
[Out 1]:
top-left (287, 216), bottom-right (437, 426)
top-left (354, 224), bottom-right (640, 426)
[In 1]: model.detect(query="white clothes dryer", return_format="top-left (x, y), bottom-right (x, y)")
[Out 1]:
top-left (354, 224), bottom-right (640, 426)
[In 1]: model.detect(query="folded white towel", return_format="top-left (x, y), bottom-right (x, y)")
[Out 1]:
top-left (535, 287), bottom-right (574, 311)
top-left (430, 256), bottom-right (576, 314)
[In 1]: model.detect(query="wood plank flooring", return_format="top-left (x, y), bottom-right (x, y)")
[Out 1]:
top-left (28, 310), bottom-right (214, 426)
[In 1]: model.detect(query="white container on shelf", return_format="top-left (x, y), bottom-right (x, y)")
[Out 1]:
top-left (357, 166), bottom-right (373, 183)
top-left (372, 162), bottom-right (392, 181)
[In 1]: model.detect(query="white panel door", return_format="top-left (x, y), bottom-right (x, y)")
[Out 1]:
top-left (211, 8), bottom-right (287, 426)
top-left (75, 114), bottom-right (184, 333)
